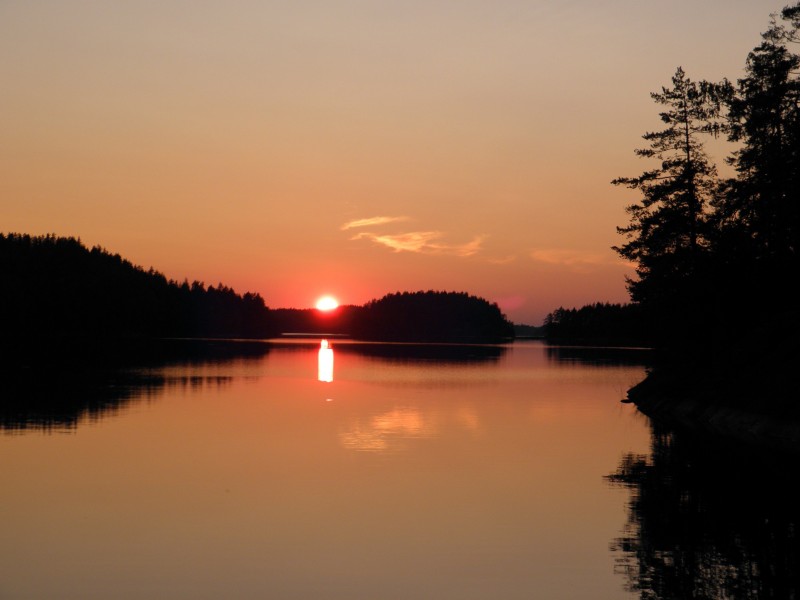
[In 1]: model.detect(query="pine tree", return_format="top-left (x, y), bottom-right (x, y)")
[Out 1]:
top-left (719, 14), bottom-right (800, 262)
top-left (612, 68), bottom-right (724, 315)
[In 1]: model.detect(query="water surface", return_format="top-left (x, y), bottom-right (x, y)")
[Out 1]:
top-left (1, 340), bottom-right (652, 599)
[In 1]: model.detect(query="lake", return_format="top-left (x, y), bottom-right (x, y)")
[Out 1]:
top-left (1, 340), bottom-right (796, 599)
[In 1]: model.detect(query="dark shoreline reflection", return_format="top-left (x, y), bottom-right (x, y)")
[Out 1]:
top-left (334, 341), bottom-right (508, 363)
top-left (546, 345), bottom-right (652, 367)
top-left (2, 372), bottom-right (165, 432)
top-left (607, 421), bottom-right (800, 599)
top-left (0, 339), bottom-right (270, 432)
top-left (269, 339), bottom-right (510, 363)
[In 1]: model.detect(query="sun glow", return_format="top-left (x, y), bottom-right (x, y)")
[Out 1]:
top-left (315, 295), bottom-right (339, 311)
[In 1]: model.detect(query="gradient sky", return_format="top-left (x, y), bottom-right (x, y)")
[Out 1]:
top-left (0, 1), bottom-right (782, 324)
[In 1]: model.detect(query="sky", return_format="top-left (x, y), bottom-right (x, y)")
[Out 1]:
top-left (0, 0), bottom-right (785, 324)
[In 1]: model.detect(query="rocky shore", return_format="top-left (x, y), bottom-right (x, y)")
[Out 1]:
top-left (627, 315), bottom-right (800, 455)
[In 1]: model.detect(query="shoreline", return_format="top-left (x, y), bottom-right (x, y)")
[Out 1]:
top-left (633, 392), bottom-right (800, 456)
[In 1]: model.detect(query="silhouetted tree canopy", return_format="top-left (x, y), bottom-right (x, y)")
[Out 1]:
top-left (612, 3), bottom-right (800, 345)
top-left (612, 67), bottom-right (725, 332)
top-left (544, 303), bottom-right (648, 346)
top-left (595, 2), bottom-right (800, 428)
top-left (1, 233), bottom-right (275, 346)
top-left (350, 291), bottom-right (514, 343)
top-left (2, 235), bottom-right (514, 349)
top-left (269, 306), bottom-right (363, 336)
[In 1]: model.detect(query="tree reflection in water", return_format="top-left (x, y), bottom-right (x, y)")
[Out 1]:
top-left (0, 339), bottom-right (269, 431)
top-left (607, 423), bottom-right (800, 599)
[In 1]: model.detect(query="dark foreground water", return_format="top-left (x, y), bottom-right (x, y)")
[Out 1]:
top-left (1, 340), bottom-right (796, 599)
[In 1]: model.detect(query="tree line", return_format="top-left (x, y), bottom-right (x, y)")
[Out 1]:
top-left (2, 234), bottom-right (514, 350)
top-left (544, 303), bottom-right (647, 346)
top-left (1, 233), bottom-right (274, 342)
top-left (546, 4), bottom-right (800, 346)
top-left (350, 290), bottom-right (514, 343)
top-left (612, 4), bottom-right (799, 344)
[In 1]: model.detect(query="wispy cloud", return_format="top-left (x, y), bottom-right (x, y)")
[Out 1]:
top-left (340, 216), bottom-right (409, 230)
top-left (343, 214), bottom-right (485, 257)
top-left (351, 231), bottom-right (440, 253)
top-left (352, 231), bottom-right (486, 257)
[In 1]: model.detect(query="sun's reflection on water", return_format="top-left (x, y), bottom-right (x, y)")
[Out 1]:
top-left (318, 339), bottom-right (334, 383)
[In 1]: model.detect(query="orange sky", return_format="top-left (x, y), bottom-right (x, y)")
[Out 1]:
top-left (0, 1), bottom-right (778, 324)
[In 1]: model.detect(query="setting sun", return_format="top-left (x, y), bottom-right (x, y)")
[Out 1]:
top-left (315, 296), bottom-right (339, 311)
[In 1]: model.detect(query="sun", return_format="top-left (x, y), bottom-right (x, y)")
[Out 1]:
top-left (315, 295), bottom-right (339, 311)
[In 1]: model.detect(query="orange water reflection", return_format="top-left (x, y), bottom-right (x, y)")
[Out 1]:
top-left (339, 407), bottom-right (438, 451)
top-left (317, 339), bottom-right (333, 382)
top-left (0, 341), bottom-right (653, 600)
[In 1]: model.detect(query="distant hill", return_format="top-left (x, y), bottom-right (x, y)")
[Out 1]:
top-left (1, 233), bottom-right (274, 343)
top-left (350, 291), bottom-right (514, 343)
top-left (543, 302), bottom-right (650, 347)
top-left (270, 306), bottom-right (363, 336)
top-left (513, 323), bottom-right (544, 339)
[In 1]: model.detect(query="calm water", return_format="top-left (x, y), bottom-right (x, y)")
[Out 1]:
top-left (1, 340), bottom-right (796, 599)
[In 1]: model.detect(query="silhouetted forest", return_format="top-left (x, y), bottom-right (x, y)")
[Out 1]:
top-left (512, 323), bottom-right (544, 338)
top-left (227, 296), bottom-right (513, 342)
top-left (270, 305), bottom-right (363, 336)
top-left (544, 303), bottom-right (648, 346)
top-left (546, 3), bottom-right (799, 360)
top-left (610, 5), bottom-right (799, 346)
top-left (1, 233), bottom-right (275, 350)
top-left (589, 3), bottom-right (800, 433)
top-left (259, 296), bottom-right (513, 343)
top-left (2, 235), bottom-right (514, 354)
top-left (350, 291), bottom-right (514, 343)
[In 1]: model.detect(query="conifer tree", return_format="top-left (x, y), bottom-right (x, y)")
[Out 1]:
top-left (718, 10), bottom-right (800, 263)
top-left (612, 68), bottom-right (724, 314)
